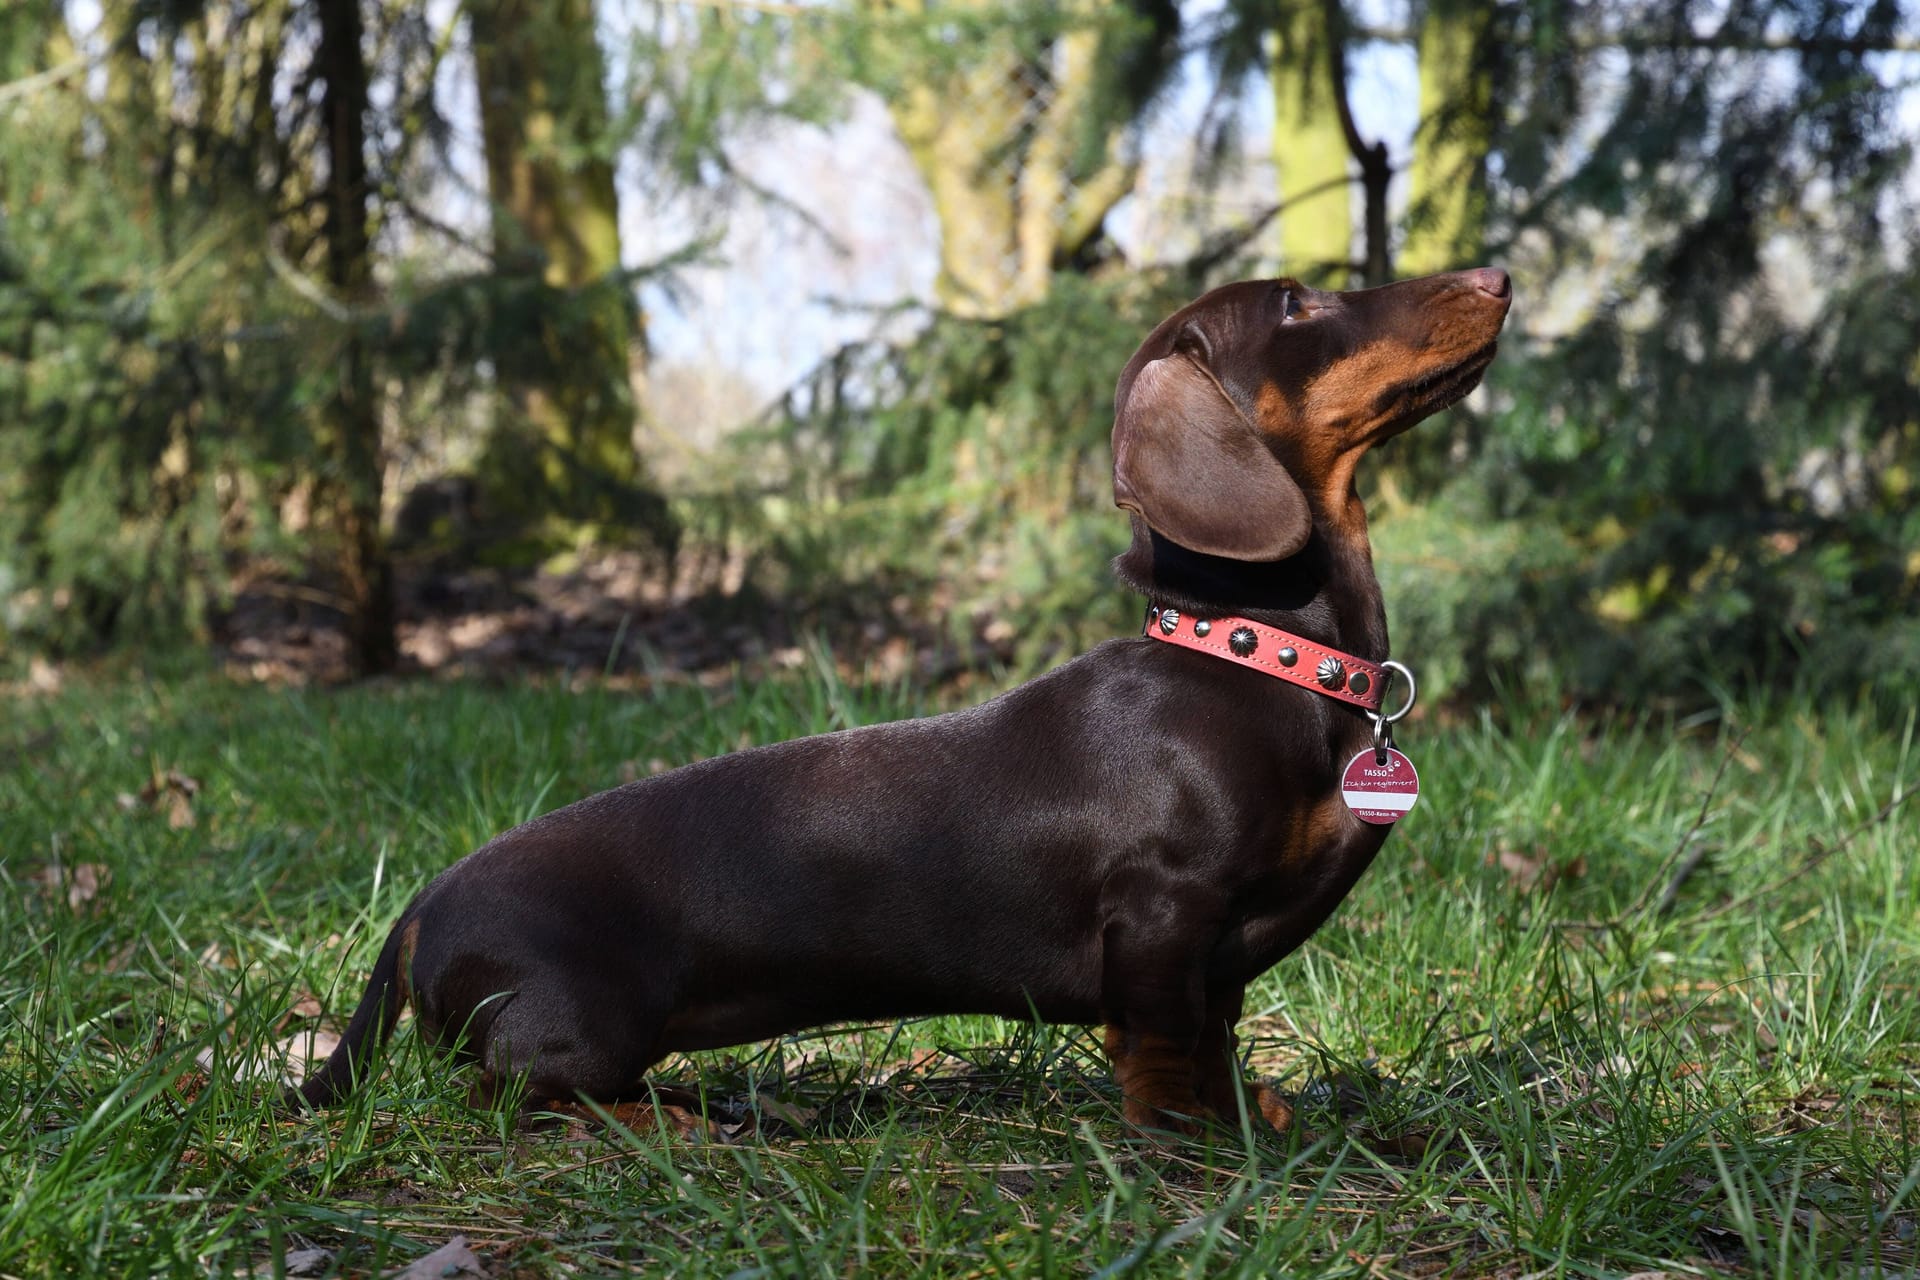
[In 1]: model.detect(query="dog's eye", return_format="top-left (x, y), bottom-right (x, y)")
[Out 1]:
top-left (1278, 290), bottom-right (1300, 322)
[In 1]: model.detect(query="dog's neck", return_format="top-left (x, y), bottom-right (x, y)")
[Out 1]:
top-left (1111, 516), bottom-right (1389, 663)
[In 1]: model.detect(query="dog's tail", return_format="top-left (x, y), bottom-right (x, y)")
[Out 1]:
top-left (289, 913), bottom-right (419, 1109)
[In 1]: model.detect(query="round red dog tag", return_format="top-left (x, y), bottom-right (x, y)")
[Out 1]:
top-left (1341, 748), bottom-right (1420, 824)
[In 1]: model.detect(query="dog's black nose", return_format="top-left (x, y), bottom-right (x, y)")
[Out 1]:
top-left (1468, 267), bottom-right (1510, 299)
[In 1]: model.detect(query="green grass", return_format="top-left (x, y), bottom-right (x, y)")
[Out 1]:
top-left (2, 660), bottom-right (1917, 1277)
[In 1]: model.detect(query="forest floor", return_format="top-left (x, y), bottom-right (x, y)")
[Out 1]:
top-left (203, 549), bottom-right (1000, 691)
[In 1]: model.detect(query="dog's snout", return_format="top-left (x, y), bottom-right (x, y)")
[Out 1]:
top-left (1467, 267), bottom-right (1510, 299)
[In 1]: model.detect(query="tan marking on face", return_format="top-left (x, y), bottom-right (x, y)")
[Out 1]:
top-left (1117, 268), bottom-right (1510, 554)
top-left (1307, 340), bottom-right (1416, 430)
top-left (1251, 311), bottom-right (1498, 530)
top-left (1252, 284), bottom-right (1505, 448)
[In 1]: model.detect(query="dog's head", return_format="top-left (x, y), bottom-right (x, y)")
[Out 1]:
top-left (1112, 269), bottom-right (1512, 560)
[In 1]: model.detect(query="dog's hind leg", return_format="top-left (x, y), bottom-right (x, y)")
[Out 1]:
top-left (472, 995), bottom-right (722, 1139)
top-left (463, 984), bottom-right (687, 1129)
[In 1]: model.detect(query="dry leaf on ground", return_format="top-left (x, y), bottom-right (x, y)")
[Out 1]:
top-left (279, 1027), bottom-right (342, 1075)
top-left (29, 862), bottom-right (111, 913)
top-left (281, 1247), bottom-right (333, 1276)
top-left (1492, 845), bottom-right (1588, 893)
top-left (382, 1237), bottom-right (486, 1280)
top-left (123, 768), bottom-right (202, 829)
top-left (191, 1026), bottom-right (339, 1087)
top-left (278, 994), bottom-right (325, 1029)
top-left (247, 1244), bottom-right (333, 1278)
top-left (753, 1091), bottom-right (819, 1133)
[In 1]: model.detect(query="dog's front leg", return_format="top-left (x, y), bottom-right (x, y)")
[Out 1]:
top-left (1099, 912), bottom-right (1219, 1136)
top-left (1191, 989), bottom-right (1294, 1134)
top-left (1102, 1023), bottom-right (1209, 1135)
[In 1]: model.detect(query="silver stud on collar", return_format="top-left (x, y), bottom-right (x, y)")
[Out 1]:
top-left (1193, 619), bottom-right (1212, 637)
top-left (1158, 609), bottom-right (1181, 635)
top-left (1277, 646), bottom-right (1298, 667)
top-left (1317, 656), bottom-right (1347, 689)
top-left (1228, 627), bottom-right (1257, 657)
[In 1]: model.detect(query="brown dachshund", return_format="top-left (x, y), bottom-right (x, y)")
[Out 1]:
top-left (296, 267), bottom-right (1512, 1136)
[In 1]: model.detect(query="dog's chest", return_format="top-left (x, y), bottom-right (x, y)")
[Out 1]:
top-left (1211, 803), bottom-right (1390, 981)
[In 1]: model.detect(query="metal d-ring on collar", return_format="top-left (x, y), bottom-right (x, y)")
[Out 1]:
top-left (1368, 660), bottom-right (1417, 764)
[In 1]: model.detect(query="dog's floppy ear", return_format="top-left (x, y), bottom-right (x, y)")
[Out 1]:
top-left (1111, 351), bottom-right (1313, 561)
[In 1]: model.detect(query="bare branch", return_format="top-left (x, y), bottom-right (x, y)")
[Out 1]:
top-left (1697, 781), bottom-right (1919, 923)
top-left (1348, 23), bottom-right (1920, 54)
top-left (1626, 727), bottom-right (1749, 920)
top-left (0, 53), bottom-right (90, 104)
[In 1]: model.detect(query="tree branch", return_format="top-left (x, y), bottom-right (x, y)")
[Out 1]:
top-left (1321, 0), bottom-right (1391, 284)
top-left (1624, 726), bottom-right (1749, 920)
top-left (1348, 24), bottom-right (1920, 54)
top-left (1696, 781), bottom-right (1919, 923)
top-left (0, 52), bottom-right (90, 104)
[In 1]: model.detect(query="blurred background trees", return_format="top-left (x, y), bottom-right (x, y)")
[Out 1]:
top-left (2, 0), bottom-right (1916, 701)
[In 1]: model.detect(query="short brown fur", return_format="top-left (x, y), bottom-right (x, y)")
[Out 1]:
top-left (295, 268), bottom-right (1512, 1137)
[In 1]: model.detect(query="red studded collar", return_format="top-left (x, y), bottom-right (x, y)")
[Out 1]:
top-left (1142, 604), bottom-right (1399, 714)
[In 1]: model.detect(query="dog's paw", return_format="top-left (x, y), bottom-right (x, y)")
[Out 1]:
top-left (530, 1097), bottom-right (731, 1142)
top-left (1247, 1082), bottom-right (1294, 1133)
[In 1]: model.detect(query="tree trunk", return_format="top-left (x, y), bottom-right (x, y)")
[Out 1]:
top-left (1400, 0), bottom-right (1495, 275)
top-left (316, 0), bottom-right (396, 674)
top-left (890, 40), bottom-right (1029, 316)
top-left (1269, 2), bottom-right (1351, 287)
top-left (470, 0), bottom-right (659, 541)
top-left (878, 1), bottom-right (1140, 318)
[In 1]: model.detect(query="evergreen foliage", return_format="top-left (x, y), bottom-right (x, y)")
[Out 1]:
top-left (0, 0), bottom-right (827, 656)
top-left (1, 6), bottom-right (309, 648)
top-left (2, 0), bottom-right (1915, 704)
top-left (1403, 0), bottom-right (1920, 698)
top-left (725, 0), bottom-right (1920, 704)
top-left (698, 274), bottom-right (1185, 663)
